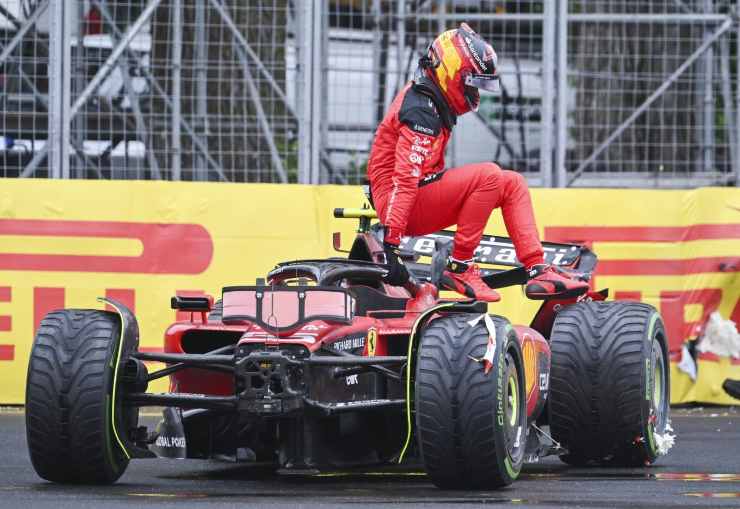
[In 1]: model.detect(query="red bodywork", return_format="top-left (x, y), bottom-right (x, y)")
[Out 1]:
top-left (164, 231), bottom-right (605, 422)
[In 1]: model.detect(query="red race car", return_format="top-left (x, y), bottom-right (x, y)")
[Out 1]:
top-left (25, 207), bottom-right (673, 488)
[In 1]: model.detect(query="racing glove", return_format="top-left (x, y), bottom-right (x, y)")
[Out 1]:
top-left (382, 241), bottom-right (410, 286)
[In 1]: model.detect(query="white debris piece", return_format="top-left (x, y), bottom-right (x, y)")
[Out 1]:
top-left (654, 430), bottom-right (676, 456)
top-left (696, 312), bottom-right (740, 359)
top-left (467, 314), bottom-right (498, 345)
top-left (677, 344), bottom-right (697, 381)
top-left (655, 419), bottom-right (676, 456)
top-left (467, 314), bottom-right (497, 373)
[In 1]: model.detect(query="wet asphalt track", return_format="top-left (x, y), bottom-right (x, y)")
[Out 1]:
top-left (0, 407), bottom-right (738, 509)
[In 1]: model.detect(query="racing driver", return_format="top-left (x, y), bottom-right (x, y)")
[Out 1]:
top-left (367, 23), bottom-right (589, 302)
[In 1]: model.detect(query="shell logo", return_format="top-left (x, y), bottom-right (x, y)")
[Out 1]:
top-left (522, 334), bottom-right (537, 396)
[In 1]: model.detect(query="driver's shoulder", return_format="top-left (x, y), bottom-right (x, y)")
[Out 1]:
top-left (398, 88), bottom-right (442, 137)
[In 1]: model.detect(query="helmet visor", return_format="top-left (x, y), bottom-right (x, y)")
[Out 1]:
top-left (465, 73), bottom-right (499, 93)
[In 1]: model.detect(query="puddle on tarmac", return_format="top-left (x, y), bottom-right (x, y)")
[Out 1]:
top-left (163, 466), bottom-right (740, 484)
top-left (521, 471), bottom-right (740, 482)
top-left (126, 491), bottom-right (529, 504)
top-left (656, 473), bottom-right (740, 482)
top-left (684, 492), bottom-right (740, 498)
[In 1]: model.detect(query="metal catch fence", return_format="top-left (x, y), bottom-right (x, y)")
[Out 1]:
top-left (1, 1), bottom-right (738, 187)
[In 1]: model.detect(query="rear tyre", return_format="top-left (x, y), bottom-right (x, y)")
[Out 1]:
top-left (26, 310), bottom-right (131, 483)
top-left (549, 301), bottom-right (671, 466)
top-left (415, 314), bottom-right (526, 489)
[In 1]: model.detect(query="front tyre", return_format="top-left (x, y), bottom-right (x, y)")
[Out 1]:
top-left (415, 314), bottom-right (526, 489)
top-left (26, 310), bottom-right (131, 483)
top-left (549, 302), bottom-right (671, 466)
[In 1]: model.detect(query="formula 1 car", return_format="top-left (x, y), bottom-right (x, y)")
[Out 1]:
top-left (25, 207), bottom-right (673, 488)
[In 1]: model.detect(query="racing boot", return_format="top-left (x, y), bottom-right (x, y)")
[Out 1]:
top-left (440, 258), bottom-right (501, 302)
top-left (525, 264), bottom-right (589, 300)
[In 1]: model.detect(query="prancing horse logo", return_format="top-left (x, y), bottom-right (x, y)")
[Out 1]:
top-left (367, 328), bottom-right (378, 357)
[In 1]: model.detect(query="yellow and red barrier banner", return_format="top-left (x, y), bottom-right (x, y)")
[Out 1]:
top-left (0, 179), bottom-right (738, 404)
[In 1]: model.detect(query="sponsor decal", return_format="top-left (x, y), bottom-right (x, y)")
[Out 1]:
top-left (539, 373), bottom-right (549, 392)
top-left (345, 374), bottom-right (359, 386)
top-left (419, 172), bottom-right (442, 186)
top-left (464, 35), bottom-right (495, 74)
top-left (409, 152), bottom-right (423, 165)
top-left (333, 399), bottom-right (390, 408)
top-left (522, 336), bottom-right (536, 395)
top-left (154, 435), bottom-right (187, 449)
top-left (496, 343), bottom-right (505, 426)
top-left (333, 333), bottom-right (365, 352)
top-left (411, 145), bottom-right (429, 155)
top-left (398, 231), bottom-right (576, 266)
top-left (0, 219), bottom-right (212, 274)
top-left (413, 136), bottom-right (431, 146)
top-left (367, 327), bottom-right (378, 357)
top-left (378, 328), bottom-right (410, 335)
top-left (412, 124), bottom-right (434, 135)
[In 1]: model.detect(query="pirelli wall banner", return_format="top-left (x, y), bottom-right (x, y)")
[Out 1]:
top-left (0, 179), bottom-right (738, 404)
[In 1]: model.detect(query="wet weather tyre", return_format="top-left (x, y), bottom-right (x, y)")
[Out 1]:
top-left (415, 314), bottom-right (526, 489)
top-left (549, 302), bottom-right (671, 466)
top-left (26, 310), bottom-right (130, 483)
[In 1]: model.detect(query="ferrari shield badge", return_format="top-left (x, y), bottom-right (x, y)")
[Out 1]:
top-left (366, 327), bottom-right (378, 357)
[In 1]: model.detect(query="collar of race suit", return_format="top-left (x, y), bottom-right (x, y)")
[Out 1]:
top-left (412, 68), bottom-right (458, 130)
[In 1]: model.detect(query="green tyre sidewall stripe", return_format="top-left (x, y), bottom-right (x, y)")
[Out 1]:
top-left (398, 303), bottom-right (456, 463)
top-left (98, 298), bottom-right (131, 461)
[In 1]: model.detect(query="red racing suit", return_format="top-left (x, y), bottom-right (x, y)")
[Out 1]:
top-left (367, 79), bottom-right (545, 267)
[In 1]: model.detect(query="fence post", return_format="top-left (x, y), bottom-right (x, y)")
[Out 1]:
top-left (296, 2), bottom-right (310, 184)
top-left (48, 0), bottom-right (72, 178)
top-left (701, 0), bottom-right (715, 174)
top-left (737, 0), bottom-right (740, 184)
top-left (194, 0), bottom-right (208, 181)
top-left (297, 1), bottom-right (322, 184)
top-left (171, 0), bottom-right (183, 181)
top-left (540, 0), bottom-right (556, 187)
top-left (318, 0), bottom-right (330, 183)
top-left (555, 0), bottom-right (568, 188)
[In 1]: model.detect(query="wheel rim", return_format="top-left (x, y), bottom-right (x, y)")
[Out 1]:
top-left (507, 375), bottom-right (518, 427)
top-left (504, 350), bottom-right (525, 463)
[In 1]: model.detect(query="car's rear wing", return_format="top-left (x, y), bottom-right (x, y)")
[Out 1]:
top-left (399, 229), bottom-right (597, 273)
top-left (333, 207), bottom-right (597, 274)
